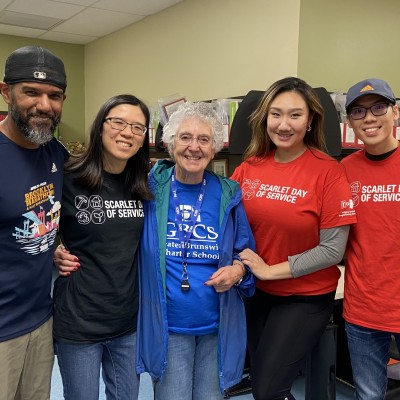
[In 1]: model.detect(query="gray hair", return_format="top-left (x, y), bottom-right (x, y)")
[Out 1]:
top-left (162, 101), bottom-right (224, 154)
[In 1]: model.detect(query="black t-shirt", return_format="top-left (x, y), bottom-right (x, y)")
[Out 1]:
top-left (53, 171), bottom-right (144, 342)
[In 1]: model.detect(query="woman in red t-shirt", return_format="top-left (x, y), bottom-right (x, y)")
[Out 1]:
top-left (231, 77), bottom-right (356, 400)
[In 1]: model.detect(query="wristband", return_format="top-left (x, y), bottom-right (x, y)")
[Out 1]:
top-left (233, 261), bottom-right (246, 286)
top-left (234, 277), bottom-right (244, 286)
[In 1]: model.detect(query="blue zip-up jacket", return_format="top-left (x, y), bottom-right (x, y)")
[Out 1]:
top-left (136, 160), bottom-right (256, 394)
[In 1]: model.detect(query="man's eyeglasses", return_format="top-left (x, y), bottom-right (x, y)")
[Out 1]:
top-left (176, 134), bottom-right (212, 147)
top-left (105, 117), bottom-right (147, 136)
top-left (349, 103), bottom-right (392, 120)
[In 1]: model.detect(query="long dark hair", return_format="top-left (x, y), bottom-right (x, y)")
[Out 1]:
top-left (65, 94), bottom-right (152, 200)
top-left (244, 77), bottom-right (326, 160)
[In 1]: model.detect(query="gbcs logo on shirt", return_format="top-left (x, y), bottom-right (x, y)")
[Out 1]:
top-left (166, 204), bottom-right (218, 241)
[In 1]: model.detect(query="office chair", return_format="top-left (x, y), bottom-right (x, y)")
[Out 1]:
top-left (229, 87), bottom-right (342, 157)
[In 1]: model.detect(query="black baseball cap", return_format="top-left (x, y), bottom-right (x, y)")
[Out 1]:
top-left (3, 45), bottom-right (67, 92)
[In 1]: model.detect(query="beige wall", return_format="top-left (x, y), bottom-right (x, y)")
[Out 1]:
top-left (0, 35), bottom-right (85, 142)
top-left (84, 0), bottom-right (300, 138)
top-left (298, 0), bottom-right (400, 95)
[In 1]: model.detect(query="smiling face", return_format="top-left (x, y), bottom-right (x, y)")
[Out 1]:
top-left (172, 117), bottom-right (215, 184)
top-left (267, 91), bottom-right (311, 162)
top-left (102, 103), bottom-right (146, 173)
top-left (0, 81), bottom-right (65, 148)
top-left (266, 91), bottom-right (312, 162)
top-left (347, 94), bottom-right (399, 154)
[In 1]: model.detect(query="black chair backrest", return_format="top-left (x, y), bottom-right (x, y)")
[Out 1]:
top-left (229, 87), bottom-right (342, 156)
top-left (313, 87), bottom-right (342, 157)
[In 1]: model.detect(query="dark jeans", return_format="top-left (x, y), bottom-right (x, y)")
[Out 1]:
top-left (346, 322), bottom-right (400, 400)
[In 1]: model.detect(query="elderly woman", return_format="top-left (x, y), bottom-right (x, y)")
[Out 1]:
top-left (136, 101), bottom-right (255, 399)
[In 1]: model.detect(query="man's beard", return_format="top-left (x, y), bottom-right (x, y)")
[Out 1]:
top-left (10, 102), bottom-right (61, 146)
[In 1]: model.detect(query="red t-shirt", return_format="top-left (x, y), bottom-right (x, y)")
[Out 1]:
top-left (231, 149), bottom-right (356, 296)
top-left (342, 148), bottom-right (400, 332)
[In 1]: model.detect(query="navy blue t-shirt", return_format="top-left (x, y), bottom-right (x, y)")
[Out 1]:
top-left (0, 132), bottom-right (66, 341)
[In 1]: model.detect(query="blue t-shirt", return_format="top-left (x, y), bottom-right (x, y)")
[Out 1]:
top-left (165, 172), bottom-right (221, 335)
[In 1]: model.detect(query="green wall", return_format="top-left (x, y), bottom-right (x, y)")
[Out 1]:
top-left (84, 0), bottom-right (301, 138)
top-left (2, 0), bottom-right (399, 145)
top-left (298, 0), bottom-right (400, 95)
top-left (0, 34), bottom-right (85, 143)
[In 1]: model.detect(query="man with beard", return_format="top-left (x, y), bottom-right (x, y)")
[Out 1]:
top-left (0, 45), bottom-right (68, 400)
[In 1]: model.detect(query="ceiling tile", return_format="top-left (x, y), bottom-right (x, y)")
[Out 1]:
top-left (53, 7), bottom-right (143, 37)
top-left (51, 0), bottom-right (97, 6)
top-left (7, 0), bottom-right (84, 19)
top-left (40, 30), bottom-right (96, 44)
top-left (92, 0), bottom-right (182, 15)
top-left (0, 11), bottom-right (62, 29)
top-left (0, 0), bottom-right (12, 11)
top-left (0, 22), bottom-right (45, 37)
top-left (0, 0), bottom-right (184, 44)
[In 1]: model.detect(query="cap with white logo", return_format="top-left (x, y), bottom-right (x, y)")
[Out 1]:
top-left (3, 45), bottom-right (67, 92)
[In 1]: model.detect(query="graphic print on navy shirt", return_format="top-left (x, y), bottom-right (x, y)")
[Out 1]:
top-left (13, 178), bottom-right (61, 255)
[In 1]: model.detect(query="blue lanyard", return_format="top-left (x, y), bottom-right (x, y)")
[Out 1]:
top-left (171, 169), bottom-right (206, 291)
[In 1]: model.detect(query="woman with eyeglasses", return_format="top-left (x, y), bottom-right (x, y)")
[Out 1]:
top-left (52, 94), bottom-right (152, 400)
top-left (231, 77), bottom-right (357, 400)
top-left (136, 101), bottom-right (255, 399)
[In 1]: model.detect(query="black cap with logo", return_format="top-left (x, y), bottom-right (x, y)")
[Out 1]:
top-left (3, 45), bottom-right (67, 92)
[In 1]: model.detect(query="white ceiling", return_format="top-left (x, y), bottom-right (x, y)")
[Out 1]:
top-left (0, 0), bottom-right (183, 45)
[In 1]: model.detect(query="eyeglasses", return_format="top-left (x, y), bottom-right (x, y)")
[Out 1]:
top-left (105, 117), bottom-right (147, 136)
top-left (176, 134), bottom-right (212, 147)
top-left (349, 103), bottom-right (391, 120)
